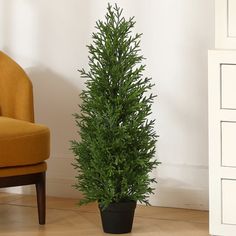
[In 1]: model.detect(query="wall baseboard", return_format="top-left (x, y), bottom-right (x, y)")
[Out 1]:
top-left (0, 177), bottom-right (82, 199)
top-left (149, 186), bottom-right (208, 210)
top-left (0, 157), bottom-right (209, 210)
top-left (0, 177), bottom-right (208, 210)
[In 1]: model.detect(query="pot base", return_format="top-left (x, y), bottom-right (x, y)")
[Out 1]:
top-left (99, 201), bottom-right (137, 234)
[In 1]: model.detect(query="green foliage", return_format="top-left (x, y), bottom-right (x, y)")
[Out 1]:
top-left (71, 3), bottom-right (160, 209)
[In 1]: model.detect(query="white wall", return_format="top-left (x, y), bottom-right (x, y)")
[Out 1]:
top-left (0, 0), bottom-right (214, 210)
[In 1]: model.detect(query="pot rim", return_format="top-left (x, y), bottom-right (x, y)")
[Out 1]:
top-left (99, 200), bottom-right (137, 212)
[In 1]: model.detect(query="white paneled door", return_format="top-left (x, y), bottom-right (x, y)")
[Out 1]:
top-left (209, 50), bottom-right (236, 236)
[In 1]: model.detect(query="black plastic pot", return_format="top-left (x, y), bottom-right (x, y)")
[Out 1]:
top-left (99, 201), bottom-right (137, 234)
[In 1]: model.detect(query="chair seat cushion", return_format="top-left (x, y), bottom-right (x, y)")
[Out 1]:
top-left (0, 117), bottom-right (50, 167)
top-left (0, 162), bottom-right (47, 177)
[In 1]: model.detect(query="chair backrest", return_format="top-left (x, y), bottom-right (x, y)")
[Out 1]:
top-left (0, 51), bottom-right (34, 122)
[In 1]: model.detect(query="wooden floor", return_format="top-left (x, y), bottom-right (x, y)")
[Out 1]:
top-left (0, 192), bottom-right (209, 236)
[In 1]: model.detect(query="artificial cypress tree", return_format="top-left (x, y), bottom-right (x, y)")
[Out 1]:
top-left (71, 3), bottom-right (159, 209)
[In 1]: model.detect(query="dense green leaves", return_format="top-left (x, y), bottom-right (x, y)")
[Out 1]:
top-left (71, 3), bottom-right (160, 209)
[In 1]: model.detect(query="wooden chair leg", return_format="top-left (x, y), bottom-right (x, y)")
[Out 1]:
top-left (36, 172), bottom-right (46, 225)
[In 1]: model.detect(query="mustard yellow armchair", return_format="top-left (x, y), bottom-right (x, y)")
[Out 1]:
top-left (0, 51), bottom-right (50, 225)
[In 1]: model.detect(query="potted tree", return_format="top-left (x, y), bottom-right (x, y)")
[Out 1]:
top-left (71, 4), bottom-right (159, 234)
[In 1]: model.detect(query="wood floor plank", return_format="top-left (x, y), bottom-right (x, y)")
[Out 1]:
top-left (0, 193), bottom-right (209, 236)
